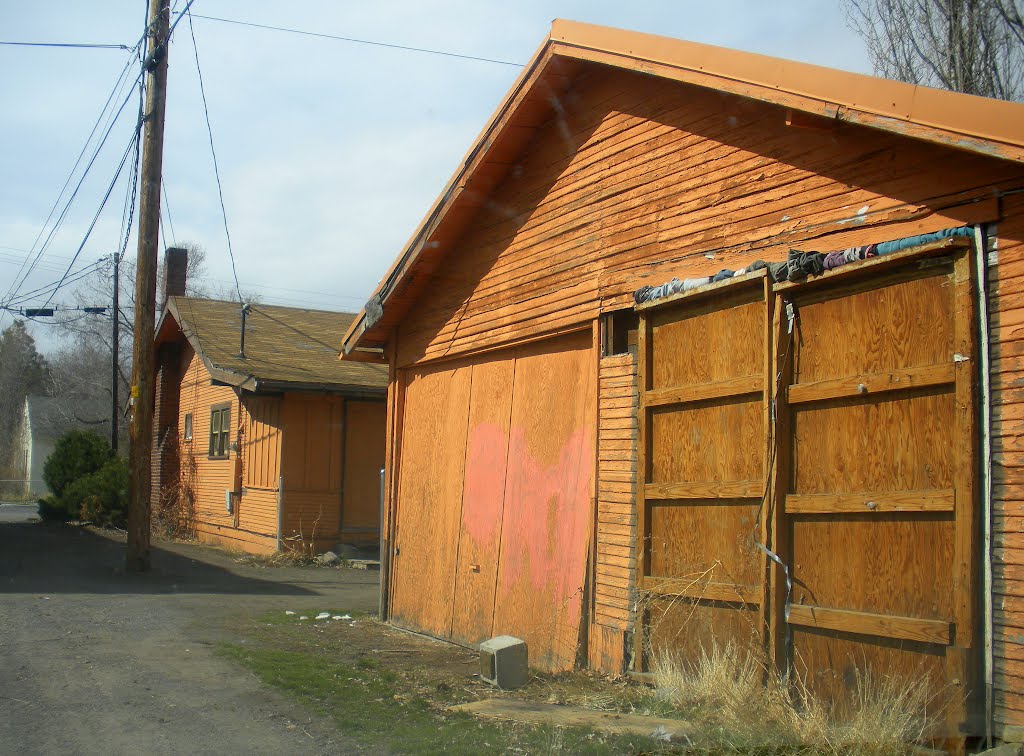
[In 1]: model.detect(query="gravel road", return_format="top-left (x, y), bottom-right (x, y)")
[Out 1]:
top-left (0, 510), bottom-right (379, 755)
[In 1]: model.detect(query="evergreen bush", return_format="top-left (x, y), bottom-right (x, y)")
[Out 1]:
top-left (37, 430), bottom-right (111, 521)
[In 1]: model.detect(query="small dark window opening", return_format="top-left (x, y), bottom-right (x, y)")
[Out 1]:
top-left (183, 413), bottom-right (193, 442)
top-left (602, 310), bottom-right (639, 357)
top-left (209, 404), bottom-right (231, 458)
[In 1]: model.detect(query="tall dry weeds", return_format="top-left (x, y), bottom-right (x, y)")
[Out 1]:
top-left (651, 639), bottom-right (940, 754)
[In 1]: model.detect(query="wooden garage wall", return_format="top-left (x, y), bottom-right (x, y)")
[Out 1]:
top-left (991, 194), bottom-right (1024, 735)
top-left (393, 67), bottom-right (1022, 370)
top-left (384, 65), bottom-right (1024, 716)
top-left (279, 393), bottom-right (344, 549)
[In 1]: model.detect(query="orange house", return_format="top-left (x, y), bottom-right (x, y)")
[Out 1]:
top-left (153, 256), bottom-right (388, 555)
top-left (342, 21), bottom-right (1024, 743)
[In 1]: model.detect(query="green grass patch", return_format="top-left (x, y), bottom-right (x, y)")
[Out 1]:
top-left (218, 643), bottom-right (670, 755)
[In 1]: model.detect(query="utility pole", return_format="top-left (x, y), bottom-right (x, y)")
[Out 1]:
top-left (126, 0), bottom-right (170, 572)
top-left (111, 252), bottom-right (120, 454)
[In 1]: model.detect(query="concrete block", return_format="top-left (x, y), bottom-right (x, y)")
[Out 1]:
top-left (480, 635), bottom-right (528, 689)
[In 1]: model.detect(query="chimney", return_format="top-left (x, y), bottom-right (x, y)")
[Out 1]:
top-left (163, 246), bottom-right (188, 305)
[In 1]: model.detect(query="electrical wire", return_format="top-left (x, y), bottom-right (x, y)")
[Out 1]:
top-left (3, 65), bottom-right (145, 308)
top-left (160, 176), bottom-right (177, 246)
top-left (0, 41), bottom-right (131, 50)
top-left (187, 9), bottom-right (243, 304)
top-left (8, 258), bottom-right (110, 307)
top-left (1, 48), bottom-right (142, 306)
top-left (34, 126), bottom-right (142, 313)
top-left (189, 13), bottom-right (524, 67)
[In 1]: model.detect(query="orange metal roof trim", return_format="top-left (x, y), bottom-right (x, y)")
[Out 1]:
top-left (342, 19), bottom-right (1024, 354)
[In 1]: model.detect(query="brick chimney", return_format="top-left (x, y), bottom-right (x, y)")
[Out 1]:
top-left (163, 246), bottom-right (188, 305)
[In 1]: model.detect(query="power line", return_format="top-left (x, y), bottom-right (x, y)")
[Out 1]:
top-left (0, 41), bottom-right (130, 50)
top-left (189, 13), bottom-right (524, 67)
top-left (187, 9), bottom-right (242, 304)
top-left (2, 50), bottom-right (142, 306)
top-left (35, 126), bottom-right (142, 313)
top-left (3, 63), bottom-right (145, 308)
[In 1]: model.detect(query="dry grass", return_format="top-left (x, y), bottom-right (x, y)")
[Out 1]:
top-left (650, 640), bottom-right (944, 754)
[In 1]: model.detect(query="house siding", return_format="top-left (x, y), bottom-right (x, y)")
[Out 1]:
top-left (991, 193), bottom-right (1024, 733)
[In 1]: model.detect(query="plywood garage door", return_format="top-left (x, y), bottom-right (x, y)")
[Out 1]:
top-left (389, 331), bottom-right (596, 670)
top-left (780, 251), bottom-right (976, 730)
top-left (637, 278), bottom-right (772, 665)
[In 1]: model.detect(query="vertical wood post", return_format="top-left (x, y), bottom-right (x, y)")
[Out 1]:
top-left (111, 252), bottom-right (120, 454)
top-left (126, 0), bottom-right (170, 572)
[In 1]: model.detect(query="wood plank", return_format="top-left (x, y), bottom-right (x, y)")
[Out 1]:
top-left (641, 575), bottom-right (761, 606)
top-left (788, 604), bottom-right (952, 645)
top-left (787, 363), bottom-right (955, 405)
top-left (643, 374), bottom-right (763, 408)
top-left (645, 480), bottom-right (762, 500)
top-left (951, 249), bottom-right (978, 649)
top-left (785, 488), bottom-right (955, 514)
top-left (772, 237), bottom-right (971, 294)
top-left (634, 269), bottom-right (768, 312)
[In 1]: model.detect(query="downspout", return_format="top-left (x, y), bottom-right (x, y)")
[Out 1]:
top-left (974, 224), bottom-right (993, 747)
top-left (276, 475), bottom-right (283, 552)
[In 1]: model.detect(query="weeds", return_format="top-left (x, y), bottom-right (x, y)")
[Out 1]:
top-left (650, 638), bottom-right (946, 755)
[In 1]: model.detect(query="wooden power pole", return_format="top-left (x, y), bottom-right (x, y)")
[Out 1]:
top-left (111, 251), bottom-right (120, 454)
top-left (126, 0), bottom-right (171, 572)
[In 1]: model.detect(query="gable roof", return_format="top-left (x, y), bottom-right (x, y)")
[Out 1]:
top-left (157, 297), bottom-right (387, 394)
top-left (341, 18), bottom-right (1024, 355)
top-left (25, 395), bottom-right (109, 442)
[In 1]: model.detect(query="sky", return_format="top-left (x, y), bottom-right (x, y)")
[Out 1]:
top-left (0, 1), bottom-right (874, 354)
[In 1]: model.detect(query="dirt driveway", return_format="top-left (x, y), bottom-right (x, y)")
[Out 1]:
top-left (0, 512), bottom-right (379, 755)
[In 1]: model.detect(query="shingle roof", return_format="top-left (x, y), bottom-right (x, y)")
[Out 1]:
top-left (160, 297), bottom-right (387, 394)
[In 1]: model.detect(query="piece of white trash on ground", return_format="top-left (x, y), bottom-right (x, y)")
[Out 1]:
top-left (299, 616), bottom-right (308, 620)
top-left (316, 612), bottom-right (330, 620)
top-left (332, 615), bottom-right (343, 620)
top-left (340, 614), bottom-right (352, 620)
top-left (285, 610), bottom-right (295, 616)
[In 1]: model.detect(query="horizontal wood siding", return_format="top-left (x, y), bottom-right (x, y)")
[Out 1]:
top-left (992, 194), bottom-right (1024, 730)
top-left (237, 489), bottom-right (278, 538)
top-left (595, 353), bottom-right (637, 634)
top-left (177, 349), bottom-right (239, 541)
top-left (394, 68), bottom-right (1019, 369)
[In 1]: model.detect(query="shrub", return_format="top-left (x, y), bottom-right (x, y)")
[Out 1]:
top-left (42, 430), bottom-right (110, 498)
top-left (66, 457), bottom-right (129, 528)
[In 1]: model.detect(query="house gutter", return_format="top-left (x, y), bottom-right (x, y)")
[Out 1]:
top-left (974, 223), bottom-right (994, 747)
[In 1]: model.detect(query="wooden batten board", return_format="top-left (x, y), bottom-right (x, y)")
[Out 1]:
top-left (787, 604), bottom-right (953, 645)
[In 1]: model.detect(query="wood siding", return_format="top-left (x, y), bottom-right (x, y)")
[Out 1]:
top-left (393, 69), bottom-right (1017, 370)
top-left (384, 66), bottom-right (1024, 726)
top-left (592, 352), bottom-right (638, 661)
top-left (991, 195), bottom-right (1024, 733)
top-left (279, 393), bottom-right (344, 548)
top-left (341, 400), bottom-right (387, 543)
top-left (176, 348), bottom-right (243, 548)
